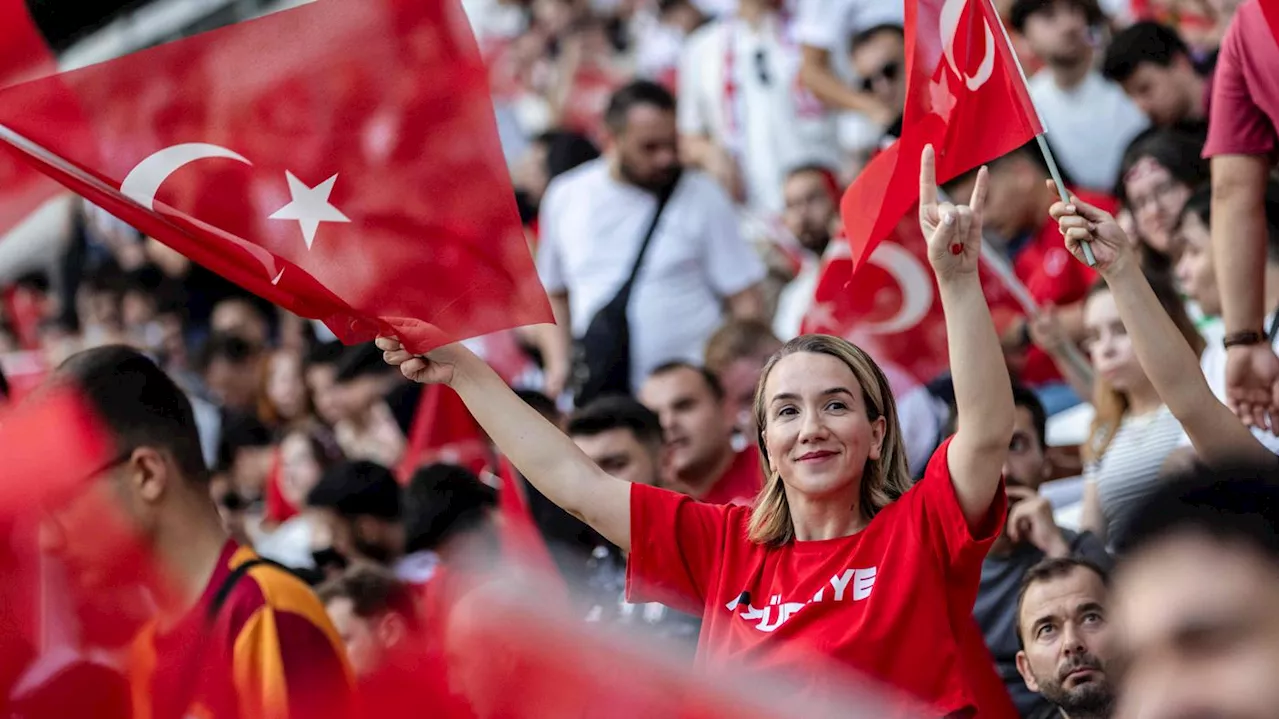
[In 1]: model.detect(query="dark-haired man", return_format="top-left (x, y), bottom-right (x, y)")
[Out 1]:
top-left (196, 331), bottom-right (262, 414)
top-left (319, 564), bottom-right (421, 679)
top-left (1111, 463), bottom-right (1277, 719)
top-left (306, 460), bottom-right (435, 586)
top-left (43, 345), bottom-right (354, 719)
top-left (566, 395), bottom-right (701, 645)
top-left (848, 24), bottom-right (905, 145)
top-left (535, 80), bottom-right (766, 401)
top-left (976, 386), bottom-right (1111, 717)
top-left (1101, 21), bottom-right (1209, 131)
top-left (638, 361), bottom-right (762, 505)
top-left (1012, 0), bottom-right (1147, 190)
top-left (1014, 558), bottom-right (1116, 719)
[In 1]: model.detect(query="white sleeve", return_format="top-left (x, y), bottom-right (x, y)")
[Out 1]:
top-left (792, 0), bottom-right (842, 50)
top-left (535, 182), bottom-right (567, 294)
top-left (695, 178), bottom-right (767, 297)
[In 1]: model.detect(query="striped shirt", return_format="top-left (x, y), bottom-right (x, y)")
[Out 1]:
top-left (1087, 406), bottom-right (1188, 547)
top-left (129, 542), bottom-right (355, 719)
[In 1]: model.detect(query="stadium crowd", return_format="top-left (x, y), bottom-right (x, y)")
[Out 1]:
top-left (0, 0), bottom-right (1275, 716)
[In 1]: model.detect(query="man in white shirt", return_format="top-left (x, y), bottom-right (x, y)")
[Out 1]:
top-left (1012, 0), bottom-right (1148, 191)
top-left (677, 0), bottom-right (837, 215)
top-left (536, 81), bottom-right (767, 396)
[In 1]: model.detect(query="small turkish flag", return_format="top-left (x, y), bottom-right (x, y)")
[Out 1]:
top-left (839, 0), bottom-right (1041, 275)
top-left (0, 0), bottom-right (552, 354)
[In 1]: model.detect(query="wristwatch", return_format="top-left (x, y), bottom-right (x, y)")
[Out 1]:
top-left (1223, 330), bottom-right (1267, 349)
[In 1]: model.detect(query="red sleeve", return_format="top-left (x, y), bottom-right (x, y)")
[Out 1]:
top-left (905, 437), bottom-right (1007, 580)
top-left (625, 483), bottom-right (734, 614)
top-left (1203, 0), bottom-right (1276, 157)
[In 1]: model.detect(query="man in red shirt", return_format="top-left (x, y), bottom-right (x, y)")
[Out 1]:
top-left (638, 361), bottom-right (763, 505)
top-left (1203, 0), bottom-right (1280, 433)
top-left (944, 142), bottom-right (1113, 414)
top-left (42, 346), bottom-right (355, 719)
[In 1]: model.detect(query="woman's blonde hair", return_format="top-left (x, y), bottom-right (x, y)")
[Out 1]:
top-left (746, 334), bottom-right (913, 546)
top-left (1083, 271), bottom-right (1205, 463)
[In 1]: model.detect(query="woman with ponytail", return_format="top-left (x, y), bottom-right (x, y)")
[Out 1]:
top-left (374, 146), bottom-right (1016, 717)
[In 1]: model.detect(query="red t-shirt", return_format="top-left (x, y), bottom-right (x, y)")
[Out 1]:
top-left (1203, 0), bottom-right (1279, 158)
top-left (699, 448), bottom-right (764, 506)
top-left (626, 438), bottom-right (1015, 717)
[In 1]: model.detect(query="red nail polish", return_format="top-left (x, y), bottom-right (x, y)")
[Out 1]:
top-left (950, 243), bottom-right (963, 255)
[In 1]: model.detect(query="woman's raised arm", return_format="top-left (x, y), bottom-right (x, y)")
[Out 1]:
top-left (1049, 188), bottom-right (1274, 465)
top-left (376, 338), bottom-right (634, 549)
top-left (919, 146), bottom-right (1015, 529)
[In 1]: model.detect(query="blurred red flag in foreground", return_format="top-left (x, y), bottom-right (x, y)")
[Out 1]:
top-left (0, 0), bottom-right (67, 237)
top-left (0, 0), bottom-right (552, 354)
top-left (839, 0), bottom-right (1041, 275)
top-left (0, 384), bottom-right (113, 516)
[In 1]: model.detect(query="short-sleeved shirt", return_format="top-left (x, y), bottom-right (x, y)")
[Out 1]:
top-left (537, 159), bottom-right (766, 391)
top-left (129, 542), bottom-right (355, 719)
top-left (626, 438), bottom-right (1013, 716)
top-left (1202, 0), bottom-right (1279, 158)
top-left (699, 448), bottom-right (764, 506)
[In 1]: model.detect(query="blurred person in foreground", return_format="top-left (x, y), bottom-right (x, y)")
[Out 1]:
top-left (377, 147), bottom-right (1021, 716)
top-left (1110, 463), bottom-right (1277, 719)
top-left (43, 345), bottom-right (354, 719)
top-left (1014, 558), bottom-right (1116, 719)
top-left (973, 386), bottom-right (1112, 718)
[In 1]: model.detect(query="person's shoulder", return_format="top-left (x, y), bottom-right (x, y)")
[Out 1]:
top-left (683, 20), bottom-right (723, 52)
top-left (219, 549), bottom-right (335, 640)
top-left (544, 158), bottom-right (610, 201)
top-left (676, 169), bottom-right (736, 206)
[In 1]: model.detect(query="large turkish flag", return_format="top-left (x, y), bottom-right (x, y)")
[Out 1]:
top-left (0, 0), bottom-right (552, 353)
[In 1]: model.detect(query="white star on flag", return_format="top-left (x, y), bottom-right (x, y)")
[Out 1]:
top-left (269, 171), bottom-right (350, 249)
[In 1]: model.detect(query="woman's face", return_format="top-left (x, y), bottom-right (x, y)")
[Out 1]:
top-left (1084, 291), bottom-right (1143, 393)
top-left (280, 432), bottom-right (322, 510)
top-left (267, 351), bottom-right (308, 421)
top-left (1174, 211), bottom-right (1220, 316)
top-left (1124, 157), bottom-right (1191, 257)
top-left (760, 352), bottom-right (885, 501)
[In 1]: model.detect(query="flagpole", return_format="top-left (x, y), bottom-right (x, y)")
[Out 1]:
top-left (984, 0), bottom-right (1097, 267)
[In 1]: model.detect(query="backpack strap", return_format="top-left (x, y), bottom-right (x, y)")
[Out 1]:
top-left (205, 557), bottom-right (293, 625)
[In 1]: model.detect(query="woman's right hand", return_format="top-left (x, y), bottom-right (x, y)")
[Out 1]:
top-left (375, 336), bottom-right (463, 386)
top-left (1047, 180), bottom-right (1136, 276)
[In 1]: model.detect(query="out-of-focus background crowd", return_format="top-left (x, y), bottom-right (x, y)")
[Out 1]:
top-left (0, 0), bottom-right (1274, 716)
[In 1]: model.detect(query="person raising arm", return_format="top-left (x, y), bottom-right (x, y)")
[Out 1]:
top-left (375, 145), bottom-right (1016, 716)
top-left (1049, 185), bottom-right (1275, 466)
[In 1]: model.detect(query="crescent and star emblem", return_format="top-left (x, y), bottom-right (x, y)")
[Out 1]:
top-left (939, 0), bottom-right (996, 91)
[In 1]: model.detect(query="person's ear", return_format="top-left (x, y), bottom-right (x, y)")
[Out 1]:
top-left (376, 612), bottom-right (407, 650)
top-left (131, 447), bottom-right (171, 504)
top-left (1015, 650), bottom-right (1041, 692)
top-left (868, 415), bottom-right (887, 461)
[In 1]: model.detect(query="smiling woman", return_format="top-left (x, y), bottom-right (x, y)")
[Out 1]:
top-left (375, 145), bottom-right (1017, 717)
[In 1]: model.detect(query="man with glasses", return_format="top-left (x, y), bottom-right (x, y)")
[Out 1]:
top-left (848, 24), bottom-right (905, 148)
top-left (40, 345), bottom-right (354, 719)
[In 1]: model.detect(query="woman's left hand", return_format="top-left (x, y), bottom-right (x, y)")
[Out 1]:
top-left (919, 144), bottom-right (988, 281)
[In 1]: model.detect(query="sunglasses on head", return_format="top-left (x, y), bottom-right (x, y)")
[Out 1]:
top-left (860, 61), bottom-right (900, 93)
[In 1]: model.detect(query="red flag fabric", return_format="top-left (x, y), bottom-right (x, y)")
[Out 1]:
top-left (839, 0), bottom-right (1041, 274)
top-left (0, 0), bottom-right (67, 237)
top-left (0, 0), bottom-right (552, 354)
top-left (0, 384), bottom-right (113, 516)
top-left (801, 215), bottom-right (1023, 386)
top-left (396, 384), bottom-right (493, 482)
top-left (494, 455), bottom-right (568, 598)
top-left (1264, 0), bottom-right (1280, 43)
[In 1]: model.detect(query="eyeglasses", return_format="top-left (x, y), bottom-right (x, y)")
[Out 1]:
top-left (860, 61), bottom-right (900, 93)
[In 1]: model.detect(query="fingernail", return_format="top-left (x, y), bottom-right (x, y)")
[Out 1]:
top-left (1066, 205), bottom-right (1076, 213)
top-left (943, 212), bottom-right (955, 226)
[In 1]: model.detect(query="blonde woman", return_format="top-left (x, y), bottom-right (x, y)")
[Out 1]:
top-left (375, 146), bottom-right (1016, 716)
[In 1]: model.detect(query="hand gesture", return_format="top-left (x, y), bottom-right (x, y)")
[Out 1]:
top-left (375, 336), bottom-right (461, 386)
top-left (1005, 486), bottom-right (1069, 557)
top-left (919, 145), bottom-right (987, 280)
top-left (1046, 182), bottom-right (1134, 275)
top-left (1225, 344), bottom-right (1279, 434)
